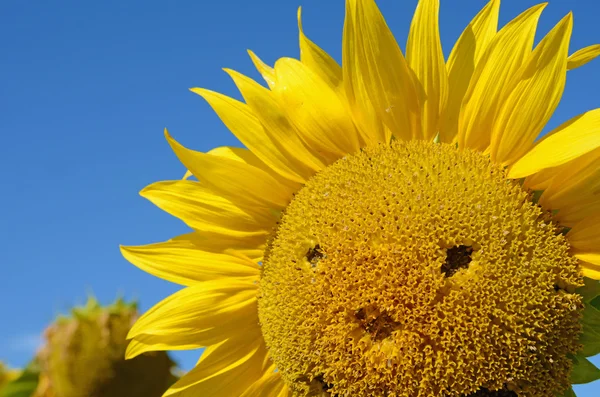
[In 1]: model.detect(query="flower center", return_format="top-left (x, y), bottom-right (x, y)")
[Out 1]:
top-left (258, 141), bottom-right (583, 397)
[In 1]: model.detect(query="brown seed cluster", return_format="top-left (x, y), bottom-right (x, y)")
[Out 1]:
top-left (258, 141), bottom-right (583, 397)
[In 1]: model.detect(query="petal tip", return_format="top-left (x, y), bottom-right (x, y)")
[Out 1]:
top-left (222, 68), bottom-right (241, 81)
top-left (189, 87), bottom-right (209, 97)
top-left (139, 184), bottom-right (153, 198)
top-left (165, 130), bottom-right (183, 152)
top-left (124, 340), bottom-right (141, 359)
top-left (119, 244), bottom-right (130, 256)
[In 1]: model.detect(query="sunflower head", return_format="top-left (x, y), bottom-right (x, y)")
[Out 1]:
top-left (121, 0), bottom-right (600, 396)
top-left (33, 298), bottom-right (176, 397)
top-left (259, 141), bottom-right (584, 396)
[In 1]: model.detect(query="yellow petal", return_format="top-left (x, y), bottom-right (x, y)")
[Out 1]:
top-left (240, 365), bottom-right (287, 397)
top-left (224, 69), bottom-right (325, 175)
top-left (248, 50), bottom-right (276, 89)
top-left (538, 148), bottom-right (600, 214)
top-left (140, 180), bottom-right (275, 238)
top-left (273, 57), bottom-right (361, 159)
top-left (458, 3), bottom-right (546, 151)
top-left (123, 339), bottom-right (161, 359)
top-left (212, 146), bottom-right (303, 196)
top-left (556, 200), bottom-right (600, 229)
top-left (490, 13), bottom-right (573, 165)
top-left (406, 0), bottom-right (448, 141)
top-left (567, 44), bottom-right (600, 70)
top-left (191, 87), bottom-right (307, 184)
top-left (579, 260), bottom-right (600, 280)
top-left (576, 253), bottom-right (600, 268)
top-left (508, 109), bottom-right (600, 178)
top-left (126, 312), bottom-right (254, 357)
top-left (441, 0), bottom-right (499, 143)
top-left (166, 130), bottom-right (293, 209)
top-left (164, 334), bottom-right (268, 397)
top-left (172, 232), bottom-right (265, 260)
top-left (343, 0), bottom-right (420, 141)
top-left (297, 7), bottom-right (342, 89)
top-left (523, 167), bottom-right (556, 190)
top-left (207, 145), bottom-right (302, 194)
top-left (127, 279), bottom-right (259, 357)
top-left (182, 170), bottom-right (193, 180)
top-left (342, 0), bottom-right (387, 145)
top-left (566, 236), bottom-right (600, 277)
top-left (568, 214), bottom-right (600, 253)
top-left (207, 145), bottom-right (260, 165)
top-left (567, 213), bottom-right (600, 280)
top-left (120, 240), bottom-right (258, 287)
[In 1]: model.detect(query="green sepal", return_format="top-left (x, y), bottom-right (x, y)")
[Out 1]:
top-left (578, 326), bottom-right (600, 357)
top-left (268, 208), bottom-right (283, 220)
top-left (530, 190), bottom-right (543, 204)
top-left (591, 294), bottom-right (600, 311)
top-left (576, 278), bottom-right (600, 356)
top-left (577, 278), bottom-right (600, 303)
top-left (0, 361), bottom-right (39, 397)
top-left (570, 354), bottom-right (600, 384)
top-left (69, 296), bottom-right (137, 320)
top-left (558, 387), bottom-right (577, 397)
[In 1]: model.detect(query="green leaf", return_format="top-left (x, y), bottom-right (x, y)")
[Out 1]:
top-left (570, 354), bottom-right (600, 384)
top-left (0, 369), bottom-right (39, 397)
top-left (0, 361), bottom-right (40, 397)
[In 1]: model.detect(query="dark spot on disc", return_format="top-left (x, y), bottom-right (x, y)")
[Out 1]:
top-left (354, 305), bottom-right (400, 341)
top-left (442, 245), bottom-right (473, 277)
top-left (463, 387), bottom-right (517, 397)
top-left (306, 244), bottom-right (325, 267)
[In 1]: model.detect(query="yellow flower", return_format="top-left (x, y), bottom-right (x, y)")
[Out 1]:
top-left (121, 0), bottom-right (600, 396)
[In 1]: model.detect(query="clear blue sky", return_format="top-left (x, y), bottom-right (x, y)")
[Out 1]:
top-left (1, 0), bottom-right (599, 394)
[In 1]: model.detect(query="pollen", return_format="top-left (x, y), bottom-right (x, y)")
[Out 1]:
top-left (257, 141), bottom-right (583, 397)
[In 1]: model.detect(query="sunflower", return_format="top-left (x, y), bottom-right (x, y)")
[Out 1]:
top-left (121, 0), bottom-right (600, 396)
top-left (32, 298), bottom-right (177, 397)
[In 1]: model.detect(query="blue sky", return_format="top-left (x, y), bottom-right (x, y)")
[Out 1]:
top-left (1, 0), bottom-right (599, 394)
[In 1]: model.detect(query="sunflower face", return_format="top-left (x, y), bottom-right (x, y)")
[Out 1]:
top-left (121, 0), bottom-right (600, 396)
top-left (259, 142), bottom-right (583, 396)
